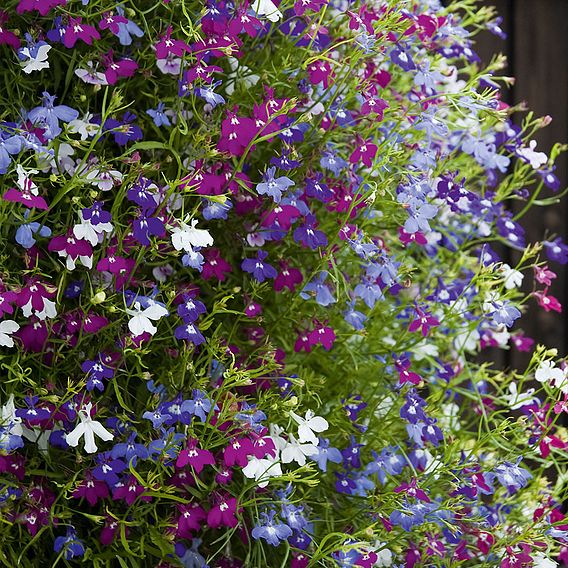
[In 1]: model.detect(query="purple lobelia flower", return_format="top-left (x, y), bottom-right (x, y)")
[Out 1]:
top-left (132, 212), bottom-right (166, 246)
top-left (252, 510), bottom-right (293, 546)
top-left (0, 12), bottom-right (21, 49)
top-left (81, 356), bottom-right (114, 392)
top-left (195, 80), bottom-right (226, 107)
top-left (111, 432), bottom-right (149, 466)
top-left (256, 167), bottom-right (295, 203)
top-left (293, 214), bottom-right (328, 249)
top-left (28, 91), bottom-right (79, 140)
top-left (177, 294), bottom-right (207, 322)
top-left (54, 526), bottom-right (85, 560)
top-left (92, 452), bottom-right (127, 486)
top-left (16, 0), bottom-right (66, 16)
top-left (0, 130), bottom-right (23, 174)
top-left (104, 112), bottom-right (143, 145)
top-left (98, 11), bottom-right (128, 34)
top-left (241, 250), bottom-right (277, 282)
top-left (112, 475), bottom-right (149, 505)
top-left (543, 237), bottom-right (568, 264)
top-left (304, 173), bottom-right (333, 203)
top-left (174, 321), bottom-right (206, 345)
top-left (176, 438), bottom-right (215, 473)
top-left (223, 437), bottom-right (254, 467)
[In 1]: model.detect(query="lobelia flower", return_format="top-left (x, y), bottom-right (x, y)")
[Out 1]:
top-left (48, 231), bottom-right (93, 270)
top-left (28, 91), bottom-right (79, 140)
top-left (0, 12), bottom-right (20, 49)
top-left (146, 102), bottom-right (171, 127)
top-left (102, 51), bottom-right (138, 85)
top-left (63, 18), bottom-right (100, 48)
top-left (195, 80), bottom-right (226, 108)
top-left (18, 35), bottom-right (51, 74)
top-left (111, 432), bottom-right (149, 465)
top-left (281, 433), bottom-right (319, 466)
top-left (543, 237), bottom-right (568, 264)
top-left (98, 11), bottom-right (128, 34)
top-left (181, 389), bottom-right (214, 422)
top-left (300, 271), bottom-right (336, 306)
top-left (313, 438), bottom-right (342, 472)
top-left (242, 455), bottom-right (282, 488)
top-left (174, 321), bottom-right (206, 345)
top-left (72, 470), bottom-right (109, 506)
top-left (176, 438), bottom-right (215, 473)
top-left (217, 108), bottom-right (257, 156)
top-left (0, 320), bottom-right (19, 348)
top-left (81, 356), bottom-right (114, 392)
top-left (16, 0), bottom-right (66, 16)
top-left (251, 0), bottom-right (283, 22)
top-left (293, 214), bottom-right (328, 249)
top-left (65, 403), bottom-right (114, 454)
top-left (54, 526), bottom-right (85, 560)
top-left (171, 218), bottom-right (214, 252)
top-left (207, 494), bottom-right (239, 529)
top-left (256, 167), bottom-right (295, 203)
top-left (4, 165), bottom-right (48, 209)
top-left (252, 510), bottom-right (293, 546)
top-left (16, 279), bottom-right (57, 320)
top-left (126, 301), bottom-right (169, 337)
top-left (154, 26), bottom-right (190, 59)
top-left (290, 410), bottom-right (329, 444)
top-left (241, 250), bottom-right (278, 282)
top-left (534, 288), bottom-right (562, 313)
top-left (494, 457), bottom-right (532, 492)
top-left (112, 475), bottom-right (150, 505)
top-left (92, 452), bottom-right (127, 486)
top-left (0, 130), bottom-right (23, 174)
top-left (274, 262), bottom-right (303, 292)
top-left (534, 360), bottom-right (568, 392)
top-left (349, 138), bottom-right (378, 167)
top-left (175, 503), bottom-right (207, 538)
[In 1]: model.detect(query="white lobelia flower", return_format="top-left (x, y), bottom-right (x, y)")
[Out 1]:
top-left (242, 455), bottom-right (283, 488)
top-left (532, 553), bottom-right (558, 568)
top-left (281, 434), bottom-right (319, 466)
top-left (225, 57), bottom-right (260, 96)
top-left (67, 113), bottom-right (100, 141)
top-left (19, 44), bottom-right (52, 74)
top-left (517, 140), bottom-right (548, 170)
top-left (504, 382), bottom-right (538, 410)
top-left (0, 320), bottom-right (19, 347)
top-left (126, 301), bottom-right (169, 337)
top-left (1, 395), bottom-right (23, 436)
top-left (251, 0), bottom-right (283, 21)
top-left (65, 403), bottom-right (114, 454)
top-left (535, 360), bottom-right (566, 387)
top-left (170, 219), bottom-right (214, 253)
top-left (289, 410), bottom-right (328, 445)
top-left (497, 263), bottom-right (524, 290)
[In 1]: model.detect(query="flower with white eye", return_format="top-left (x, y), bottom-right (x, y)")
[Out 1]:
top-left (18, 42), bottom-right (52, 74)
top-left (170, 219), bottom-right (214, 253)
top-left (289, 410), bottom-right (328, 444)
top-left (65, 403), bottom-right (114, 454)
top-left (126, 301), bottom-right (169, 337)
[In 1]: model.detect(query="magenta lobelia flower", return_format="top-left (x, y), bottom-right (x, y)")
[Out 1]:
top-left (64, 18), bottom-right (101, 48)
top-left (408, 305), bottom-right (440, 337)
top-left (175, 503), bottom-right (206, 538)
top-left (349, 138), bottom-right (378, 168)
top-left (154, 26), bottom-right (190, 59)
top-left (16, 0), bottom-right (66, 16)
top-left (223, 437), bottom-right (254, 467)
top-left (274, 261), bottom-right (303, 292)
top-left (112, 475), bottom-right (151, 505)
top-left (16, 279), bottom-right (57, 320)
top-left (0, 12), bottom-right (20, 49)
top-left (48, 231), bottom-right (93, 270)
top-left (72, 471), bottom-right (109, 506)
top-left (98, 12), bottom-right (128, 35)
top-left (176, 438), bottom-right (215, 473)
top-left (206, 494), bottom-right (239, 529)
top-left (102, 51), bottom-right (138, 85)
top-left (217, 107), bottom-right (257, 157)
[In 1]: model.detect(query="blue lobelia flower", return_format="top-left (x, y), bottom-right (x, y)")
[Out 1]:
top-left (252, 510), bottom-right (293, 546)
top-left (54, 526), bottom-right (85, 560)
top-left (256, 166), bottom-right (295, 203)
top-left (27, 91), bottom-right (79, 140)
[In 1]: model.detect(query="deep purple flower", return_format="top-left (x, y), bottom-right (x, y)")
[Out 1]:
top-left (293, 214), bottom-right (328, 249)
top-left (82, 356), bottom-right (114, 392)
top-left (174, 321), bottom-right (206, 345)
top-left (112, 475), bottom-right (149, 505)
top-left (223, 437), bottom-right (254, 467)
top-left (104, 112), bottom-right (143, 145)
top-left (544, 237), bottom-right (568, 264)
top-left (132, 213), bottom-right (165, 246)
top-left (175, 503), bottom-right (206, 538)
top-left (304, 173), bottom-right (333, 203)
top-left (92, 452), bottom-right (127, 486)
top-left (177, 295), bottom-right (206, 322)
top-left (241, 250), bottom-right (277, 282)
top-left (111, 432), bottom-right (149, 465)
top-left (16, 0), bottom-right (66, 16)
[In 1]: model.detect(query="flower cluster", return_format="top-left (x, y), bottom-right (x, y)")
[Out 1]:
top-left (0, 0), bottom-right (567, 566)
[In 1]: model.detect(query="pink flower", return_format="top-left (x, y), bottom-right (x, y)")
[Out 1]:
top-left (0, 12), bottom-right (20, 49)
top-left (307, 61), bottom-right (333, 88)
top-left (206, 494), bottom-right (238, 528)
top-left (399, 227), bottom-right (427, 246)
top-left (308, 324), bottom-right (336, 350)
top-left (201, 248), bottom-right (232, 281)
top-left (102, 52), bottom-right (138, 85)
top-left (176, 438), bottom-right (215, 473)
top-left (98, 12), bottom-right (128, 34)
top-left (112, 475), bottom-right (150, 505)
top-left (408, 305), bottom-right (439, 337)
top-left (534, 288), bottom-right (562, 313)
top-left (534, 264), bottom-right (556, 286)
top-left (510, 332), bottom-right (534, 352)
top-left (16, 279), bottom-right (57, 320)
top-left (48, 231), bottom-right (93, 271)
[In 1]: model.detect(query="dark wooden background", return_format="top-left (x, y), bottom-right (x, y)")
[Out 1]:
top-left (474, 0), bottom-right (568, 369)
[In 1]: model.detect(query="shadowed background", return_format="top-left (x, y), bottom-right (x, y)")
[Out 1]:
top-left (475, 0), bottom-right (568, 368)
